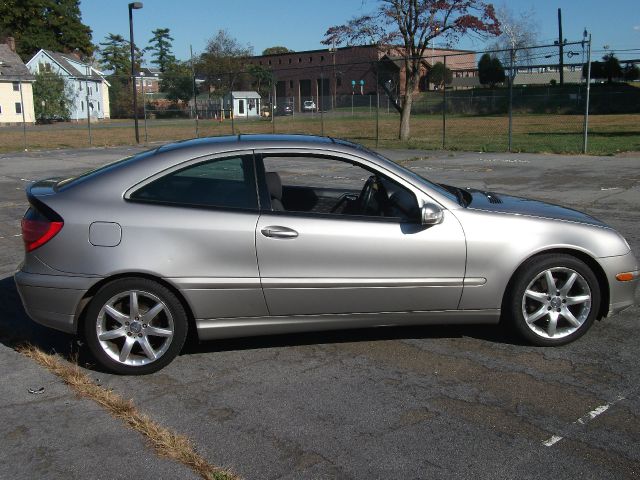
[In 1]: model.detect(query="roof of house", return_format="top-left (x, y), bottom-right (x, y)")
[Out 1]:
top-left (0, 44), bottom-right (34, 81)
top-left (36, 49), bottom-right (105, 81)
top-left (228, 91), bottom-right (261, 99)
top-left (140, 67), bottom-right (161, 77)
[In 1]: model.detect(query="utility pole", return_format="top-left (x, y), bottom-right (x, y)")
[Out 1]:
top-left (557, 8), bottom-right (564, 86)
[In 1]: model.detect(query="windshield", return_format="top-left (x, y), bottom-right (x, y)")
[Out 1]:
top-left (360, 147), bottom-right (460, 204)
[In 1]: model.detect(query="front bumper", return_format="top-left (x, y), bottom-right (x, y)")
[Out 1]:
top-left (599, 251), bottom-right (640, 317)
top-left (14, 271), bottom-right (100, 334)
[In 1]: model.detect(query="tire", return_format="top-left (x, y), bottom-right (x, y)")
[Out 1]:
top-left (84, 278), bottom-right (188, 375)
top-left (506, 254), bottom-right (601, 346)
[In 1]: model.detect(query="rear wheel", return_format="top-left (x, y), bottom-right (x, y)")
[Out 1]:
top-left (507, 254), bottom-right (600, 346)
top-left (84, 278), bottom-right (187, 375)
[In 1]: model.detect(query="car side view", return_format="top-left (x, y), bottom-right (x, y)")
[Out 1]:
top-left (15, 135), bottom-right (639, 374)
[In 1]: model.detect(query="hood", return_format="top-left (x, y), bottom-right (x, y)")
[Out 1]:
top-left (462, 187), bottom-right (609, 228)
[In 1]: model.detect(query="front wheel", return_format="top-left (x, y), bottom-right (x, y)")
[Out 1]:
top-left (84, 278), bottom-right (188, 375)
top-left (507, 254), bottom-right (601, 346)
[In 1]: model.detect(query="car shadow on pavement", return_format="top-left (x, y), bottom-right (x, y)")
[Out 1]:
top-left (0, 275), bottom-right (80, 359)
top-left (182, 319), bottom-right (528, 358)
top-left (0, 274), bottom-right (526, 370)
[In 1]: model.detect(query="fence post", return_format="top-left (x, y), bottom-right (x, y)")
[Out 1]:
top-left (19, 79), bottom-right (27, 151)
top-left (271, 80), bottom-right (276, 134)
top-left (190, 45), bottom-right (199, 138)
top-left (508, 48), bottom-right (514, 152)
top-left (320, 67), bottom-right (324, 136)
top-left (582, 34), bottom-right (592, 154)
top-left (376, 65), bottom-right (380, 148)
top-left (442, 55), bottom-right (447, 149)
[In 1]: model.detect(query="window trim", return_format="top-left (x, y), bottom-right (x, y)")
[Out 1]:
top-left (254, 151), bottom-right (424, 224)
top-left (124, 150), bottom-right (260, 212)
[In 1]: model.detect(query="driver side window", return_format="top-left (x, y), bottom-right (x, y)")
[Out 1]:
top-left (261, 155), bottom-right (419, 222)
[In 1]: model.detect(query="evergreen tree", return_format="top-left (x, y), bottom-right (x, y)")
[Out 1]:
top-left (478, 53), bottom-right (505, 87)
top-left (146, 28), bottom-right (176, 73)
top-left (0, 0), bottom-right (94, 60)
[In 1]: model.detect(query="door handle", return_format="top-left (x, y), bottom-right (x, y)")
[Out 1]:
top-left (261, 226), bottom-right (298, 239)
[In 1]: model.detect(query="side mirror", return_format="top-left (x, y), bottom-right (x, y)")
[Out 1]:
top-left (420, 203), bottom-right (444, 225)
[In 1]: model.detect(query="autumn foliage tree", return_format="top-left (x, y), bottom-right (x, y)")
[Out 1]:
top-left (322, 0), bottom-right (500, 140)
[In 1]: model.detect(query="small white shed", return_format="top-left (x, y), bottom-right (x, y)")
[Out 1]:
top-left (225, 91), bottom-right (261, 118)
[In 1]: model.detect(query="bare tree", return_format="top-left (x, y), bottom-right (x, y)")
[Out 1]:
top-left (323, 0), bottom-right (500, 140)
top-left (487, 4), bottom-right (539, 68)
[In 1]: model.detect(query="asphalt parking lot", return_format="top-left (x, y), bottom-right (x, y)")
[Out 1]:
top-left (0, 144), bottom-right (639, 479)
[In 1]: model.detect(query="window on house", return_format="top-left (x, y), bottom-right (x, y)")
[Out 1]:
top-left (298, 57), bottom-right (302, 63)
top-left (288, 58), bottom-right (292, 64)
top-left (309, 56), bottom-right (313, 62)
top-left (278, 59), bottom-right (282, 64)
top-left (15, 102), bottom-right (22, 114)
top-left (238, 99), bottom-right (245, 114)
top-left (337, 77), bottom-right (342, 87)
top-left (289, 80), bottom-right (293, 88)
top-left (12, 82), bottom-right (19, 91)
top-left (320, 55), bottom-right (325, 61)
top-left (268, 60), bottom-right (272, 65)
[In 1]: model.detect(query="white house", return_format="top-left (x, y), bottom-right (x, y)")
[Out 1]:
top-left (26, 49), bottom-right (110, 121)
top-left (225, 91), bottom-right (261, 118)
top-left (0, 39), bottom-right (35, 125)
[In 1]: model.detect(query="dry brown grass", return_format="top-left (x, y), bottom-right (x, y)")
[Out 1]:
top-left (1, 113), bottom-right (638, 155)
top-left (18, 344), bottom-right (239, 480)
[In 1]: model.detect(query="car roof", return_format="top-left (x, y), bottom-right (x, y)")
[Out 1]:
top-left (155, 134), bottom-right (361, 154)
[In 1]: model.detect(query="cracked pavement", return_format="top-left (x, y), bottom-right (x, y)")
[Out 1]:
top-left (0, 145), bottom-right (639, 479)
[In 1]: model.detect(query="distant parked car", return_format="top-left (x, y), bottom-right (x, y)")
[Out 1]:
top-left (302, 100), bottom-right (316, 112)
top-left (275, 103), bottom-right (293, 116)
top-left (15, 135), bottom-right (639, 374)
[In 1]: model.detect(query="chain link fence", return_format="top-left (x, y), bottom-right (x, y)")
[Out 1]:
top-left (2, 40), bottom-right (639, 154)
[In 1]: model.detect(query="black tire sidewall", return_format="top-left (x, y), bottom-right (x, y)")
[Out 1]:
top-left (509, 254), bottom-right (601, 346)
top-left (84, 278), bottom-right (188, 375)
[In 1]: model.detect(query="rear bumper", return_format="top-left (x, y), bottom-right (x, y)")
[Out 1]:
top-left (14, 271), bottom-right (100, 334)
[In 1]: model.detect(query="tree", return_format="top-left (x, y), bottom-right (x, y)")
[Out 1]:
top-left (478, 53), bottom-right (505, 87)
top-left (99, 34), bottom-right (133, 74)
top-left (161, 61), bottom-right (193, 103)
top-left (262, 46), bottom-right (293, 55)
top-left (428, 62), bottom-right (452, 89)
top-left (322, 0), bottom-right (500, 140)
top-left (247, 64), bottom-right (274, 98)
top-left (623, 63), bottom-right (640, 82)
top-left (147, 28), bottom-right (176, 73)
top-left (32, 70), bottom-right (72, 122)
top-left (196, 30), bottom-right (253, 96)
top-left (585, 54), bottom-right (623, 84)
top-left (603, 54), bottom-right (622, 83)
top-left (98, 33), bottom-right (142, 118)
top-left (487, 4), bottom-right (538, 65)
top-left (0, 0), bottom-right (94, 61)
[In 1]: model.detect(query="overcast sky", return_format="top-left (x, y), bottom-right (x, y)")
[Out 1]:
top-left (80, 0), bottom-right (640, 62)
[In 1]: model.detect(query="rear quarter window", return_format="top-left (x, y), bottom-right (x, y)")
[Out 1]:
top-left (129, 155), bottom-right (257, 210)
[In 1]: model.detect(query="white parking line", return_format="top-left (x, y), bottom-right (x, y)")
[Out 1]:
top-left (542, 395), bottom-right (625, 447)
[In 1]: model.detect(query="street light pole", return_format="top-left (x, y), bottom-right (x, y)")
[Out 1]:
top-left (128, 2), bottom-right (143, 144)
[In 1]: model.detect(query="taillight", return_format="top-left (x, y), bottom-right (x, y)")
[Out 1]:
top-left (21, 206), bottom-right (63, 252)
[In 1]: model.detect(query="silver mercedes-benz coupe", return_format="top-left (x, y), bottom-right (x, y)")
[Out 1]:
top-left (15, 135), bottom-right (639, 374)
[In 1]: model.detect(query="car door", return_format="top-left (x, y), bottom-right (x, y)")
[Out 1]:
top-left (124, 151), bottom-right (268, 320)
top-left (254, 151), bottom-right (466, 316)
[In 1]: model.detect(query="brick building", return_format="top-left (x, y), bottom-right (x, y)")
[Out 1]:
top-left (247, 45), bottom-right (477, 111)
